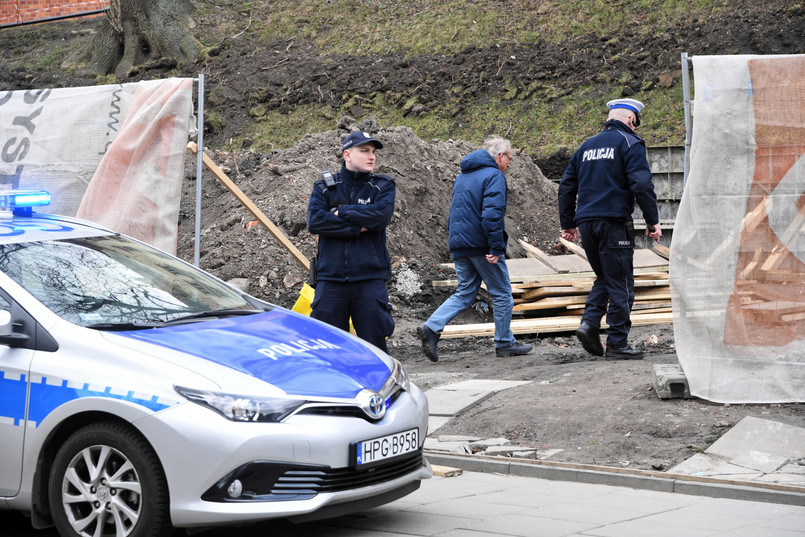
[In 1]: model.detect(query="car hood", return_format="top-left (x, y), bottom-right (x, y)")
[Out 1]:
top-left (112, 308), bottom-right (392, 399)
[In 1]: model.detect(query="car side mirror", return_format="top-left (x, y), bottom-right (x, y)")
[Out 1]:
top-left (0, 309), bottom-right (30, 347)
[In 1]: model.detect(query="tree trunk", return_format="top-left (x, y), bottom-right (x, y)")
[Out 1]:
top-left (81, 0), bottom-right (201, 77)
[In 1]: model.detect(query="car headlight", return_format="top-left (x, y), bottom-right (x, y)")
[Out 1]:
top-left (392, 359), bottom-right (411, 392)
top-left (175, 386), bottom-right (306, 423)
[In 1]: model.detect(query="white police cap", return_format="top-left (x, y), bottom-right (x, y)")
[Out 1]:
top-left (606, 98), bottom-right (645, 115)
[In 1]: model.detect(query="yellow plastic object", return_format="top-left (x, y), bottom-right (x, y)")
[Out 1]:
top-left (291, 283), bottom-right (315, 316)
top-left (291, 283), bottom-right (354, 333)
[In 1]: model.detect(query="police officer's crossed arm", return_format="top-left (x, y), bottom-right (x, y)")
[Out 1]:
top-left (307, 186), bottom-right (365, 238)
top-left (336, 179), bottom-right (396, 234)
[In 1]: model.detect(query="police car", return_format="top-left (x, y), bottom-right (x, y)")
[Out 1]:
top-left (0, 191), bottom-right (431, 537)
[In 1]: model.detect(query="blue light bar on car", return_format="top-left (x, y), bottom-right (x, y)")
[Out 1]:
top-left (0, 190), bottom-right (51, 216)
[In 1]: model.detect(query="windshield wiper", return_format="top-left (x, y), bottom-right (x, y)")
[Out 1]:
top-left (86, 321), bottom-right (167, 331)
top-left (163, 308), bottom-right (266, 325)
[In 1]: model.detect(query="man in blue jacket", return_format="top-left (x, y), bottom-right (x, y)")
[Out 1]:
top-left (558, 98), bottom-right (662, 360)
top-left (307, 131), bottom-right (395, 353)
top-left (417, 136), bottom-right (532, 362)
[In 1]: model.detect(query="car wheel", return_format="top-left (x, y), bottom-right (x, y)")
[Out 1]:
top-left (48, 421), bottom-right (172, 537)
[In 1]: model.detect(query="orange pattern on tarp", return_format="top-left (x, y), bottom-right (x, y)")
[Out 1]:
top-left (76, 78), bottom-right (194, 255)
top-left (724, 57), bottom-right (805, 347)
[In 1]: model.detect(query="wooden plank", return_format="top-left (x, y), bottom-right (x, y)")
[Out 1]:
top-left (512, 274), bottom-right (595, 289)
top-left (513, 295), bottom-right (589, 311)
top-left (742, 301), bottom-right (805, 314)
top-left (505, 257), bottom-right (566, 281)
top-left (559, 237), bottom-right (587, 260)
top-left (631, 306), bottom-right (673, 314)
top-left (746, 282), bottom-right (802, 303)
top-left (633, 279), bottom-right (669, 287)
top-left (187, 142), bottom-right (310, 271)
top-left (517, 253), bottom-right (593, 275)
top-left (432, 465), bottom-right (463, 477)
top-left (634, 249), bottom-right (670, 269)
top-left (635, 271), bottom-right (670, 279)
top-left (760, 247), bottom-right (785, 272)
top-left (652, 243), bottom-right (671, 260)
top-left (513, 274), bottom-right (596, 288)
top-left (634, 287), bottom-right (671, 301)
top-left (632, 300), bottom-right (673, 310)
top-left (440, 312), bottom-right (673, 338)
top-left (740, 197), bottom-right (768, 234)
top-left (740, 247), bottom-right (763, 279)
top-left (518, 240), bottom-right (565, 272)
top-left (738, 270), bottom-right (802, 284)
top-left (521, 285), bottom-right (583, 301)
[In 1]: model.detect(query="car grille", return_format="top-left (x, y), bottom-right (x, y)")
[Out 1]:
top-left (202, 450), bottom-right (426, 502)
top-left (272, 451), bottom-right (425, 496)
top-left (296, 389), bottom-right (404, 421)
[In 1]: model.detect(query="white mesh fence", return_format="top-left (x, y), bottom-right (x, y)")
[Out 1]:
top-left (670, 55), bottom-right (805, 403)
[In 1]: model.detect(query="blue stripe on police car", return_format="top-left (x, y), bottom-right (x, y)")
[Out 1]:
top-left (0, 370), bottom-right (175, 428)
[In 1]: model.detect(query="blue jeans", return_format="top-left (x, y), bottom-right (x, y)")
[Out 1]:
top-left (425, 256), bottom-right (515, 347)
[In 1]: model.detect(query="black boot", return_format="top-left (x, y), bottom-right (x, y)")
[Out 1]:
top-left (604, 345), bottom-right (644, 360)
top-left (575, 321), bottom-right (603, 356)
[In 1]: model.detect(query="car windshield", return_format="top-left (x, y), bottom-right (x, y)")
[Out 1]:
top-left (0, 234), bottom-right (263, 328)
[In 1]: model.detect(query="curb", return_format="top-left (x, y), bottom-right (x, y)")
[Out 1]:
top-left (424, 451), bottom-right (805, 507)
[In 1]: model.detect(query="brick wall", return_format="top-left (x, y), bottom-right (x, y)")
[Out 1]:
top-left (1, 1), bottom-right (109, 27)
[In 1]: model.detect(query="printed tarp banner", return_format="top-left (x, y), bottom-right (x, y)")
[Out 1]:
top-left (670, 55), bottom-right (805, 403)
top-left (0, 78), bottom-right (195, 253)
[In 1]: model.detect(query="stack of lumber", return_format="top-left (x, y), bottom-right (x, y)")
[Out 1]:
top-left (437, 240), bottom-right (673, 339)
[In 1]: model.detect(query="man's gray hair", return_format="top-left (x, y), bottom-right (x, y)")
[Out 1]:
top-left (483, 135), bottom-right (512, 158)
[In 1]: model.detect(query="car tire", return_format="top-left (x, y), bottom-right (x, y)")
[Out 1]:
top-left (48, 421), bottom-right (172, 537)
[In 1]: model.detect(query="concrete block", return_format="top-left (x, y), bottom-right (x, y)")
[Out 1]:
top-left (705, 416), bottom-right (805, 460)
top-left (423, 438), bottom-right (471, 454)
top-left (652, 363), bottom-right (691, 399)
top-left (730, 450), bottom-right (788, 474)
top-left (470, 437), bottom-right (511, 449)
top-left (425, 387), bottom-right (495, 416)
top-left (482, 445), bottom-right (519, 456)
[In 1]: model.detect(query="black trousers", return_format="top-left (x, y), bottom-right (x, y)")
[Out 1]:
top-left (578, 220), bottom-right (635, 349)
top-left (310, 279), bottom-right (394, 353)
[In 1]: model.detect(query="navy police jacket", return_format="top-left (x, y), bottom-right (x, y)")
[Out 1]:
top-left (448, 149), bottom-right (508, 259)
top-left (307, 163), bottom-right (395, 282)
top-left (558, 119), bottom-right (659, 229)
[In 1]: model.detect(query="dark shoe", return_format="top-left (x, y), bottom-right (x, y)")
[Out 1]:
top-left (416, 324), bottom-right (440, 362)
top-left (605, 345), bottom-right (644, 360)
top-left (575, 321), bottom-right (603, 356)
top-left (496, 341), bottom-right (532, 357)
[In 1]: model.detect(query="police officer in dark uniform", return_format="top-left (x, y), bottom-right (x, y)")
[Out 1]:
top-left (558, 98), bottom-right (662, 360)
top-left (307, 131), bottom-right (395, 353)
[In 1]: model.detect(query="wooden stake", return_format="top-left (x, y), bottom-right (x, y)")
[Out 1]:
top-left (187, 142), bottom-right (310, 271)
